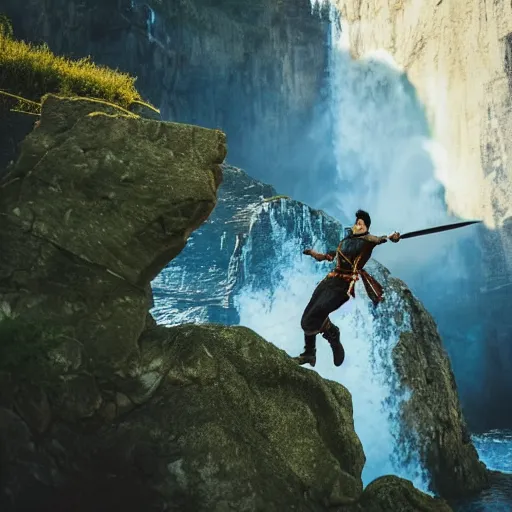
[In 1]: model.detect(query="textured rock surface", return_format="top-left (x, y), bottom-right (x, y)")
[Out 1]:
top-left (0, 321), bottom-right (452, 512)
top-left (0, 92), bottom-right (446, 511)
top-left (351, 475), bottom-right (452, 512)
top-left (0, 93), bottom-right (226, 371)
top-left (392, 292), bottom-right (488, 498)
top-left (98, 323), bottom-right (366, 511)
top-left (366, 263), bottom-right (489, 498)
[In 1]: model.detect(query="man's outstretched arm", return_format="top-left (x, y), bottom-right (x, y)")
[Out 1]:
top-left (303, 249), bottom-right (335, 261)
top-left (364, 232), bottom-right (401, 245)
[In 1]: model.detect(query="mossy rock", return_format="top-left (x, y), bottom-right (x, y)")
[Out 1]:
top-left (355, 476), bottom-right (452, 511)
top-left (99, 322), bottom-right (366, 511)
top-left (0, 94), bottom-right (226, 372)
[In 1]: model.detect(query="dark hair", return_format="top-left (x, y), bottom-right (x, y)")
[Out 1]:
top-left (355, 209), bottom-right (371, 229)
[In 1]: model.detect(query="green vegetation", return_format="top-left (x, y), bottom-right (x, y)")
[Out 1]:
top-left (0, 315), bottom-right (67, 385)
top-left (0, 13), bottom-right (13, 39)
top-left (0, 14), bottom-right (157, 114)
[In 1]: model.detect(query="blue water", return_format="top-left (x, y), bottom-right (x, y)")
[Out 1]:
top-left (474, 431), bottom-right (512, 474)
top-left (454, 430), bottom-right (512, 511)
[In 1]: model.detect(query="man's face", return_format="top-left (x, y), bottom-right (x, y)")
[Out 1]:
top-left (352, 218), bottom-right (367, 234)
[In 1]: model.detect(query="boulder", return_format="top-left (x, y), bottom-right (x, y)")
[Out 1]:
top-left (0, 94), bottom-right (226, 373)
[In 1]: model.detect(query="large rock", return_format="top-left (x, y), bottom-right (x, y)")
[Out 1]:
top-left (350, 476), bottom-right (452, 512)
top-left (391, 281), bottom-right (488, 498)
top-left (0, 321), bottom-right (453, 512)
top-left (95, 323), bottom-right (366, 511)
top-left (0, 94), bottom-right (225, 372)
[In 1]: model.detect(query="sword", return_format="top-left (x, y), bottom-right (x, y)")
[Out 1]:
top-left (398, 220), bottom-right (482, 240)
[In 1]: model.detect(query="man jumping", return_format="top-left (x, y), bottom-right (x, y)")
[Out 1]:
top-left (294, 209), bottom-right (400, 368)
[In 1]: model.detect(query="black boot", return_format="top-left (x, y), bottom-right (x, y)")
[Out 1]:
top-left (293, 334), bottom-right (316, 367)
top-left (322, 322), bottom-right (344, 367)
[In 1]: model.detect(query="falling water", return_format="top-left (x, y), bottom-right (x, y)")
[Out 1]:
top-left (309, 0), bottom-right (474, 287)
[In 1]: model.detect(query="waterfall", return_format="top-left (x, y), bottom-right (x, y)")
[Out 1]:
top-left (308, 0), bottom-right (475, 291)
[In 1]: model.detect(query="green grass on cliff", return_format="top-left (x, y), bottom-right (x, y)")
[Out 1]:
top-left (0, 15), bottom-right (154, 113)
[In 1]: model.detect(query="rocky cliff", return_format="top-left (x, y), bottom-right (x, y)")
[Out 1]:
top-left (369, 266), bottom-right (489, 498)
top-left (0, 0), bottom-right (334, 205)
top-left (336, 0), bottom-right (511, 226)
top-left (151, 165), bottom-right (277, 326)
top-left (0, 94), bottom-right (225, 369)
top-left (0, 94), bottom-right (454, 511)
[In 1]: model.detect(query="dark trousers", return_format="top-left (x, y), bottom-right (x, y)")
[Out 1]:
top-left (301, 277), bottom-right (350, 335)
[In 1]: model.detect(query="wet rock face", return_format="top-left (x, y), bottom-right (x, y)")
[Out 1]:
top-left (365, 265), bottom-right (489, 498)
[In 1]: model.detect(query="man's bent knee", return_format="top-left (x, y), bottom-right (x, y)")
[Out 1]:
top-left (301, 314), bottom-right (324, 335)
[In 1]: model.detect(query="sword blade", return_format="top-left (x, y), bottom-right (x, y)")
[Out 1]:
top-left (400, 220), bottom-right (482, 240)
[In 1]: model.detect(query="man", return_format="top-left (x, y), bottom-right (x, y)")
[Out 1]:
top-left (294, 209), bottom-right (400, 368)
